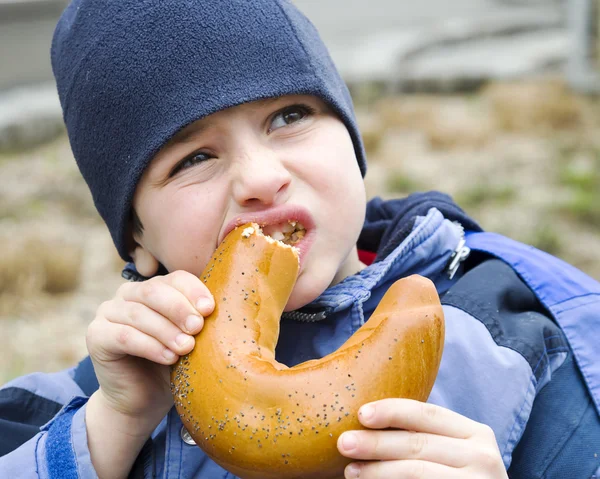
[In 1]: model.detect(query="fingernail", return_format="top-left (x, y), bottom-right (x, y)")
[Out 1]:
top-left (341, 432), bottom-right (358, 451)
top-left (176, 333), bottom-right (193, 347)
top-left (196, 298), bottom-right (213, 314)
top-left (346, 463), bottom-right (361, 478)
top-left (359, 404), bottom-right (375, 422)
top-left (185, 315), bottom-right (202, 333)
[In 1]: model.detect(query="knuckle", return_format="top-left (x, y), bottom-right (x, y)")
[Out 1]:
top-left (86, 321), bottom-right (100, 348)
top-left (367, 433), bottom-right (379, 457)
top-left (420, 402), bottom-right (439, 422)
top-left (116, 281), bottom-right (133, 297)
top-left (96, 300), bottom-right (112, 316)
top-left (170, 302), bottom-right (189, 323)
top-left (407, 431), bottom-right (427, 458)
top-left (172, 270), bottom-right (207, 303)
top-left (477, 446), bottom-right (501, 469)
top-left (172, 270), bottom-right (201, 291)
top-left (169, 270), bottom-right (190, 283)
top-left (127, 302), bottom-right (143, 325)
top-left (116, 325), bottom-right (131, 346)
top-left (382, 402), bottom-right (400, 423)
top-left (139, 281), bottom-right (157, 301)
top-left (480, 423), bottom-right (496, 439)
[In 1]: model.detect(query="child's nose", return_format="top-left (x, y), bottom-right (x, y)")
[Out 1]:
top-left (231, 150), bottom-right (292, 207)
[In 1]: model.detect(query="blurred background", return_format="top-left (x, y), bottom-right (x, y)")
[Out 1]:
top-left (0, 0), bottom-right (599, 384)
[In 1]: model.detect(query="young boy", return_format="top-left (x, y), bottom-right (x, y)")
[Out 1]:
top-left (1, 0), bottom-right (599, 478)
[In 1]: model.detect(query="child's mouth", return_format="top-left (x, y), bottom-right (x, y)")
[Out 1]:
top-left (261, 220), bottom-right (306, 246)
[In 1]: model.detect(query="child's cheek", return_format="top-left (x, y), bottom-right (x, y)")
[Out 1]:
top-left (307, 137), bottom-right (359, 191)
top-left (157, 186), bottom-right (227, 275)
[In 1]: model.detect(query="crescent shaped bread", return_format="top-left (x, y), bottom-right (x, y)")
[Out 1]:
top-left (171, 223), bottom-right (444, 479)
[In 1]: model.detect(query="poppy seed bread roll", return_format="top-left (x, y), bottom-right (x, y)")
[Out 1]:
top-left (171, 223), bottom-right (444, 479)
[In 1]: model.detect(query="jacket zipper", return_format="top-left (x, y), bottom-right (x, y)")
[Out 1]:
top-left (281, 309), bottom-right (329, 323)
top-left (446, 223), bottom-right (470, 280)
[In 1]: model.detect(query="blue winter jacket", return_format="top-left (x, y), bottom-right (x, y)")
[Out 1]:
top-left (1, 193), bottom-right (599, 478)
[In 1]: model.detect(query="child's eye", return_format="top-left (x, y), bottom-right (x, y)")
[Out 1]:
top-left (169, 152), bottom-right (212, 177)
top-left (269, 104), bottom-right (316, 132)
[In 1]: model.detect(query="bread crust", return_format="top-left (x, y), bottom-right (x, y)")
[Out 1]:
top-left (171, 223), bottom-right (444, 479)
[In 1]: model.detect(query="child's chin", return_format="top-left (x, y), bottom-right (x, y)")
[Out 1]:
top-left (283, 291), bottom-right (310, 313)
top-left (283, 272), bottom-right (330, 313)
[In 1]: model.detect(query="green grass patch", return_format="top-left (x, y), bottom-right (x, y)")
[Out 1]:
top-left (385, 172), bottom-right (424, 194)
top-left (1, 356), bottom-right (27, 386)
top-left (557, 148), bottom-right (600, 226)
top-left (559, 163), bottom-right (600, 192)
top-left (561, 190), bottom-right (600, 225)
top-left (455, 183), bottom-right (517, 209)
top-left (528, 223), bottom-right (563, 256)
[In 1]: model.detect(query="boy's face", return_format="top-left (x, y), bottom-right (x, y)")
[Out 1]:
top-left (131, 94), bottom-right (366, 311)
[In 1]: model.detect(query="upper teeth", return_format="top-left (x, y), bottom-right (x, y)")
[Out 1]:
top-left (270, 231), bottom-right (286, 241)
top-left (263, 221), bottom-right (306, 244)
top-left (282, 222), bottom-right (296, 233)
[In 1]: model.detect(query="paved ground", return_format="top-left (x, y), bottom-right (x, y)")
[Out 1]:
top-left (0, 0), bottom-right (577, 182)
top-left (0, 0), bottom-right (66, 90)
top-left (293, 0), bottom-right (566, 85)
top-left (0, 0), bottom-right (565, 90)
top-left (294, 0), bottom-right (562, 43)
top-left (0, 0), bottom-right (574, 150)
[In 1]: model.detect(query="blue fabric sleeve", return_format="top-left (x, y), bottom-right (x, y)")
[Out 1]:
top-left (0, 397), bottom-right (98, 479)
top-left (41, 397), bottom-right (98, 479)
top-left (0, 431), bottom-right (49, 478)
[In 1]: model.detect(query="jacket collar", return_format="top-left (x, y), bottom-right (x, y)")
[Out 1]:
top-left (358, 191), bottom-right (481, 263)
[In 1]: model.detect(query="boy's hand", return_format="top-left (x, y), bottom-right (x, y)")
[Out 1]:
top-left (86, 270), bottom-right (214, 430)
top-left (337, 398), bottom-right (508, 479)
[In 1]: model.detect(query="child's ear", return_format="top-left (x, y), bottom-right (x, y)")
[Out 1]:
top-left (130, 243), bottom-right (160, 278)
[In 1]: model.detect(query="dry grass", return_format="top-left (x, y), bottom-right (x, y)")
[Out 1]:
top-left (376, 95), bottom-right (438, 130)
top-left (376, 94), bottom-right (495, 150)
top-left (596, 1), bottom-right (600, 69)
top-left (362, 78), bottom-right (600, 280)
top-left (356, 111), bottom-right (386, 155)
top-left (0, 235), bottom-right (83, 315)
top-left (372, 79), bottom-right (599, 152)
top-left (425, 113), bottom-right (494, 150)
top-left (482, 79), bottom-right (586, 133)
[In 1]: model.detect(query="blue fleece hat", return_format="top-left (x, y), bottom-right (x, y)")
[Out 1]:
top-left (51, 0), bottom-right (367, 261)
